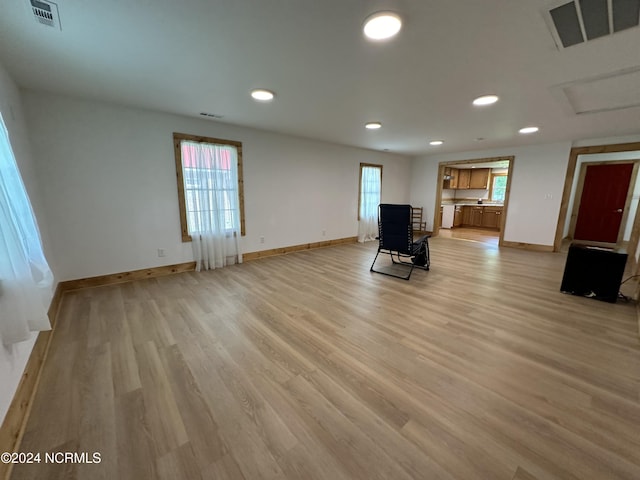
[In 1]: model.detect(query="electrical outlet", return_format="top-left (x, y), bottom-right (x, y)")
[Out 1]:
top-left (260, 236), bottom-right (265, 244)
top-left (157, 248), bottom-right (166, 257)
top-left (322, 230), bottom-right (326, 236)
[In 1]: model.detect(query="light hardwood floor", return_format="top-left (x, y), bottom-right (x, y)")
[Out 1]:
top-left (10, 236), bottom-right (640, 480)
top-left (437, 227), bottom-right (499, 246)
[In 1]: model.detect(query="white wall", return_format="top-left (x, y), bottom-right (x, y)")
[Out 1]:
top-left (442, 189), bottom-right (490, 202)
top-left (22, 91), bottom-right (411, 281)
top-left (411, 142), bottom-right (572, 246)
top-left (572, 134), bottom-right (640, 148)
top-left (441, 189), bottom-right (455, 200)
top-left (0, 63), bottom-right (50, 422)
top-left (459, 189), bottom-right (490, 201)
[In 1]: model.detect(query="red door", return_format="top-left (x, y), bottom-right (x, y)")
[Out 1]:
top-left (574, 163), bottom-right (634, 243)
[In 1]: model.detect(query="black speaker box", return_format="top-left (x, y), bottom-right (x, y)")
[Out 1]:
top-left (560, 244), bottom-right (627, 303)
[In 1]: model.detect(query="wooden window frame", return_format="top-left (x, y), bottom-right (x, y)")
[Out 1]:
top-left (173, 132), bottom-right (245, 242)
top-left (358, 163), bottom-right (383, 221)
top-left (489, 173), bottom-right (508, 202)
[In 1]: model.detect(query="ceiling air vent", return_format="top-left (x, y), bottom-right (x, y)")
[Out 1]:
top-left (29, 0), bottom-right (61, 30)
top-left (545, 0), bottom-right (640, 48)
top-left (199, 113), bottom-right (224, 119)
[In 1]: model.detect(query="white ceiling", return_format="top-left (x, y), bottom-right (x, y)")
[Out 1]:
top-left (0, 0), bottom-right (639, 156)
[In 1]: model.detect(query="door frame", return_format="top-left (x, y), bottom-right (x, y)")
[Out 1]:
top-left (554, 142), bottom-right (640, 252)
top-left (432, 156), bottom-right (514, 247)
top-left (568, 160), bottom-right (639, 248)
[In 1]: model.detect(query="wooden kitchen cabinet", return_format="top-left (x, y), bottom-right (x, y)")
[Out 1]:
top-left (469, 168), bottom-right (490, 189)
top-left (470, 206), bottom-right (484, 226)
top-left (457, 169), bottom-right (471, 189)
top-left (449, 168), bottom-right (459, 189)
top-left (453, 206), bottom-right (463, 227)
top-left (443, 167), bottom-right (459, 189)
top-left (460, 205), bottom-right (503, 229)
top-left (482, 206), bottom-right (502, 229)
top-left (462, 206), bottom-right (484, 226)
top-left (442, 167), bottom-right (451, 189)
top-left (446, 167), bottom-right (490, 190)
top-left (461, 206), bottom-right (472, 225)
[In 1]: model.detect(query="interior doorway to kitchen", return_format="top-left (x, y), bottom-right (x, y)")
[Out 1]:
top-left (433, 156), bottom-right (514, 247)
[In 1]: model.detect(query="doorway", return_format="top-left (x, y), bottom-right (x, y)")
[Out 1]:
top-left (569, 161), bottom-right (638, 247)
top-left (555, 142), bottom-right (640, 272)
top-left (432, 156), bottom-right (514, 248)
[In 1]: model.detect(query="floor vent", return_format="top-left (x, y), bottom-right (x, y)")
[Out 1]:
top-left (545, 0), bottom-right (640, 48)
top-left (29, 0), bottom-right (61, 30)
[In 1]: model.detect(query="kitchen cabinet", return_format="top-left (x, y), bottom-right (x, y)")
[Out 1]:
top-left (470, 206), bottom-right (484, 226)
top-left (469, 168), bottom-right (490, 189)
top-left (460, 205), bottom-right (503, 229)
top-left (482, 206), bottom-right (502, 229)
top-left (453, 206), bottom-right (463, 227)
top-left (446, 168), bottom-right (490, 190)
top-left (443, 167), bottom-right (452, 189)
top-left (462, 206), bottom-right (472, 225)
top-left (457, 169), bottom-right (471, 189)
top-left (449, 168), bottom-right (459, 189)
top-left (461, 206), bottom-right (483, 226)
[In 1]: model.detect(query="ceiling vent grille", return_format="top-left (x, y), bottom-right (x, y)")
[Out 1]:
top-left (545, 0), bottom-right (640, 48)
top-left (29, 0), bottom-right (61, 30)
top-left (199, 113), bottom-right (224, 119)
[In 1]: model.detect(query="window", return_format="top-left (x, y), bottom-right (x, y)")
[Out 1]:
top-left (358, 163), bottom-right (382, 242)
top-left (358, 163), bottom-right (382, 220)
top-left (0, 112), bottom-right (53, 344)
top-left (490, 174), bottom-right (508, 202)
top-left (173, 133), bottom-right (245, 241)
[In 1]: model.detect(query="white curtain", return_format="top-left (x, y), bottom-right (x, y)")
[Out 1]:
top-left (0, 114), bottom-right (53, 345)
top-left (181, 140), bottom-right (242, 271)
top-left (358, 166), bottom-right (381, 242)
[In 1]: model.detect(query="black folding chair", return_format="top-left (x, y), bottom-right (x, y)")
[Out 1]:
top-left (370, 204), bottom-right (430, 280)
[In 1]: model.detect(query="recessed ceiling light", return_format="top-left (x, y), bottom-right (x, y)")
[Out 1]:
top-left (472, 95), bottom-right (499, 106)
top-left (251, 89), bottom-right (275, 101)
top-left (363, 11), bottom-right (402, 40)
top-left (519, 126), bottom-right (539, 134)
top-left (365, 122), bottom-right (382, 129)
top-left (430, 140), bottom-right (444, 146)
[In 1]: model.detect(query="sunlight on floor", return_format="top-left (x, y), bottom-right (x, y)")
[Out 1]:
top-left (437, 227), bottom-right (499, 247)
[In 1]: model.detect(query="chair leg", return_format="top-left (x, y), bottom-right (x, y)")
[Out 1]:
top-left (370, 249), bottom-right (414, 280)
top-left (421, 239), bottom-right (430, 270)
top-left (370, 249), bottom-right (381, 272)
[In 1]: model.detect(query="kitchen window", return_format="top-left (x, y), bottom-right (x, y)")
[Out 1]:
top-left (490, 174), bottom-right (507, 202)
